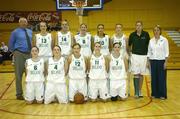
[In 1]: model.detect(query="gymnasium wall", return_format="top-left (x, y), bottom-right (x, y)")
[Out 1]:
top-left (0, 0), bottom-right (180, 36)
top-left (62, 0), bottom-right (180, 30)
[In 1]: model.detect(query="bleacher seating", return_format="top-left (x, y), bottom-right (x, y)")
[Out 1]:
top-left (165, 31), bottom-right (180, 69)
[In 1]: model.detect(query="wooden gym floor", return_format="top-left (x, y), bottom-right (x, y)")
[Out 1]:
top-left (0, 70), bottom-right (180, 119)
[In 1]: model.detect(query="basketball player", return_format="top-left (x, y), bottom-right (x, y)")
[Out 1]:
top-left (67, 43), bottom-right (88, 102)
top-left (111, 24), bottom-right (128, 59)
top-left (56, 20), bottom-right (74, 58)
top-left (25, 46), bottom-right (45, 104)
top-left (94, 24), bottom-right (110, 56)
top-left (88, 42), bottom-right (109, 102)
top-left (44, 45), bottom-right (68, 104)
top-left (33, 22), bottom-right (54, 62)
top-left (74, 23), bottom-right (93, 58)
top-left (108, 42), bottom-right (128, 101)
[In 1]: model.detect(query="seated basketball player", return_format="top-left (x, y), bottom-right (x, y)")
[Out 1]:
top-left (88, 42), bottom-right (110, 102)
top-left (44, 45), bottom-right (68, 104)
top-left (25, 46), bottom-right (45, 104)
top-left (108, 42), bottom-right (128, 101)
top-left (67, 43), bottom-right (88, 103)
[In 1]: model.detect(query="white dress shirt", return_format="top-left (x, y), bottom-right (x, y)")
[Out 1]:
top-left (0, 45), bottom-right (8, 52)
top-left (147, 35), bottom-right (169, 60)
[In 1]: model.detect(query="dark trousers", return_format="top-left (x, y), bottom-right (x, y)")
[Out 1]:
top-left (150, 60), bottom-right (167, 98)
top-left (14, 50), bottom-right (30, 97)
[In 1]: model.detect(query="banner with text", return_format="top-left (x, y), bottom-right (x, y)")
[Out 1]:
top-left (0, 11), bottom-right (61, 23)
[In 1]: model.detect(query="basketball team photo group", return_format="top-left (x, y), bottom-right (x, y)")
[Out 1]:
top-left (0, 0), bottom-right (180, 119)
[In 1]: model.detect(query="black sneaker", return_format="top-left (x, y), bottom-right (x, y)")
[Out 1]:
top-left (16, 96), bottom-right (24, 100)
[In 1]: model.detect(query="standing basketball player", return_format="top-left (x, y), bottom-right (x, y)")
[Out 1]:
top-left (25, 46), bottom-right (45, 104)
top-left (94, 24), bottom-right (110, 56)
top-left (111, 24), bottom-right (128, 59)
top-left (44, 45), bottom-right (68, 104)
top-left (88, 42), bottom-right (109, 102)
top-left (68, 43), bottom-right (88, 102)
top-left (128, 21), bottom-right (150, 98)
top-left (33, 22), bottom-right (54, 62)
top-left (109, 42), bottom-right (128, 101)
top-left (74, 23), bottom-right (93, 58)
top-left (56, 20), bottom-right (74, 58)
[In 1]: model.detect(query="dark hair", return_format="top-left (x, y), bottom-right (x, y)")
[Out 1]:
top-left (72, 43), bottom-right (81, 49)
top-left (31, 46), bottom-right (39, 52)
top-left (53, 45), bottom-right (61, 51)
top-left (39, 21), bottom-right (47, 30)
top-left (113, 42), bottom-right (122, 47)
top-left (80, 23), bottom-right (87, 28)
top-left (97, 24), bottom-right (106, 37)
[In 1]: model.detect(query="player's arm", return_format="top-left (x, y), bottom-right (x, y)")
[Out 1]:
top-left (25, 60), bottom-right (28, 77)
top-left (74, 35), bottom-right (77, 44)
top-left (127, 35), bottom-right (132, 56)
top-left (124, 36), bottom-right (129, 54)
top-left (67, 55), bottom-right (72, 74)
top-left (110, 36), bottom-right (114, 52)
top-left (91, 36), bottom-right (95, 53)
top-left (32, 34), bottom-right (36, 46)
top-left (104, 55), bottom-right (109, 73)
top-left (51, 33), bottom-right (55, 49)
top-left (87, 56), bottom-right (91, 73)
top-left (44, 60), bottom-right (48, 76)
top-left (69, 33), bottom-right (75, 55)
top-left (64, 58), bottom-right (69, 76)
top-left (85, 56), bottom-right (90, 73)
top-left (71, 33), bottom-right (75, 46)
top-left (54, 32), bottom-right (58, 45)
top-left (109, 36), bottom-right (113, 52)
top-left (123, 57), bottom-right (128, 72)
top-left (90, 35), bottom-right (94, 53)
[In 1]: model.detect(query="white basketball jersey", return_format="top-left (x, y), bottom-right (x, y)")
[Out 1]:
top-left (94, 35), bottom-right (110, 55)
top-left (69, 55), bottom-right (86, 80)
top-left (89, 54), bottom-right (107, 80)
top-left (26, 58), bottom-right (45, 82)
top-left (35, 33), bottom-right (52, 57)
top-left (47, 57), bottom-right (65, 83)
top-left (113, 34), bottom-right (126, 50)
top-left (57, 31), bottom-right (72, 56)
top-left (109, 54), bottom-right (127, 80)
top-left (74, 33), bottom-right (92, 57)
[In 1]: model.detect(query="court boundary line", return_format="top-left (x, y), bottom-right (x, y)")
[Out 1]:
top-left (0, 75), bottom-right (177, 118)
top-left (0, 78), bottom-right (15, 99)
top-left (0, 76), bottom-right (153, 117)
